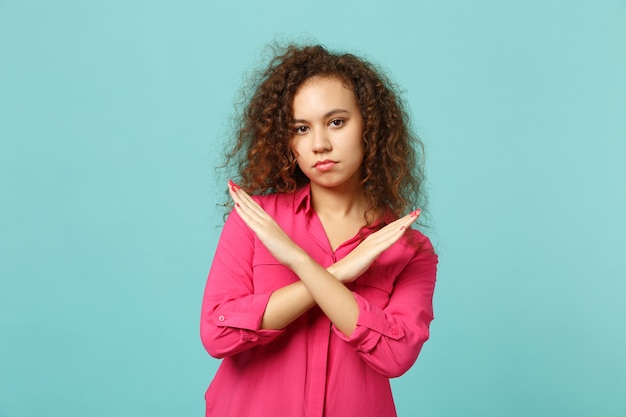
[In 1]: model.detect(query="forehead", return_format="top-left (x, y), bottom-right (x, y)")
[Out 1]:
top-left (298, 75), bottom-right (353, 91)
top-left (292, 76), bottom-right (358, 114)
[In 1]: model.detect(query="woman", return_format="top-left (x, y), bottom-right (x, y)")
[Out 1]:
top-left (200, 44), bottom-right (437, 417)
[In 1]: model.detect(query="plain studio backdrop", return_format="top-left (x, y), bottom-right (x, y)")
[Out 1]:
top-left (1, 1), bottom-right (625, 416)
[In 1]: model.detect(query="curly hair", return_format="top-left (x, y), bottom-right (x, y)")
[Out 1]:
top-left (222, 43), bottom-right (427, 225)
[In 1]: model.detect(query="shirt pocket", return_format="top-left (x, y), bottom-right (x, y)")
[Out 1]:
top-left (354, 267), bottom-right (395, 309)
top-left (252, 248), bottom-right (299, 294)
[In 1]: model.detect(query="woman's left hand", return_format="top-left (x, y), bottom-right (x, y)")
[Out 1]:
top-left (228, 181), bottom-right (306, 268)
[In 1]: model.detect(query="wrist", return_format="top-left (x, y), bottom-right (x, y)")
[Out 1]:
top-left (284, 248), bottom-right (311, 272)
top-left (327, 263), bottom-right (346, 282)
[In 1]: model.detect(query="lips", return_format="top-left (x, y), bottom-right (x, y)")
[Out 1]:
top-left (314, 160), bottom-right (337, 172)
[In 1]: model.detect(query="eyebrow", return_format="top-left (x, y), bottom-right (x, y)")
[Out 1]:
top-left (293, 108), bottom-right (350, 124)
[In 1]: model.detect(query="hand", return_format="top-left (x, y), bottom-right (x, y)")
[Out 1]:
top-left (328, 210), bottom-right (420, 283)
top-left (228, 181), bottom-right (307, 268)
top-left (228, 181), bottom-right (359, 334)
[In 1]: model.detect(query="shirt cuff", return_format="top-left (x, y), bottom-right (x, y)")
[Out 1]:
top-left (239, 328), bottom-right (284, 344)
top-left (332, 292), bottom-right (404, 353)
top-left (211, 291), bottom-right (273, 331)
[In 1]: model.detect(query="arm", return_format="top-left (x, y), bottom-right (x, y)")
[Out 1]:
top-left (332, 240), bottom-right (438, 378)
top-left (200, 208), bottom-right (285, 359)
top-left (229, 183), bottom-right (420, 337)
top-left (260, 281), bottom-right (316, 329)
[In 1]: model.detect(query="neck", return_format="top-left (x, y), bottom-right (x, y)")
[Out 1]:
top-left (310, 182), bottom-right (369, 219)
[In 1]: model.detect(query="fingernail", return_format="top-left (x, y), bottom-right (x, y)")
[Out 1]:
top-left (400, 225), bottom-right (406, 231)
top-left (228, 180), bottom-right (240, 191)
top-left (235, 202), bottom-right (240, 208)
top-left (411, 208), bottom-right (421, 217)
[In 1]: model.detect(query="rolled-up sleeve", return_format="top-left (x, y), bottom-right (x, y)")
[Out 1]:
top-left (200, 209), bottom-right (284, 359)
top-left (332, 241), bottom-right (438, 378)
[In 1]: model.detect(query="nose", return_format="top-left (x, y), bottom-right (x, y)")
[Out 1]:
top-left (312, 129), bottom-right (331, 154)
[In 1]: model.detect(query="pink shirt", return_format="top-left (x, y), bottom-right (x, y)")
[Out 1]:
top-left (200, 185), bottom-right (437, 417)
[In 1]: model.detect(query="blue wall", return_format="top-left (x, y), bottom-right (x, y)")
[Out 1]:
top-left (1, 1), bottom-right (624, 416)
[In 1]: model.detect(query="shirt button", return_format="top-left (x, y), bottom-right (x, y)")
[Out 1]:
top-left (218, 315), bottom-right (225, 322)
top-left (391, 328), bottom-right (399, 336)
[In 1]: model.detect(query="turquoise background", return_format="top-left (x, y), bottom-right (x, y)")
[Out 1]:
top-left (1, 1), bottom-right (625, 416)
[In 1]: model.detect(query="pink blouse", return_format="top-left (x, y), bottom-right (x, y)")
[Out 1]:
top-left (200, 185), bottom-right (437, 417)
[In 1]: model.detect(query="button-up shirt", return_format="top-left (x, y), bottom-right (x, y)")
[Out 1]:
top-left (200, 185), bottom-right (437, 417)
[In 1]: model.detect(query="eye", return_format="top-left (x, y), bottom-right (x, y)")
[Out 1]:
top-left (294, 125), bottom-right (309, 135)
top-left (329, 119), bottom-right (344, 128)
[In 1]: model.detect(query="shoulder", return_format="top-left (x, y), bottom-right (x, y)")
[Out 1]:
top-left (406, 228), bottom-right (435, 251)
top-left (403, 228), bottom-right (438, 272)
top-left (221, 191), bottom-right (299, 243)
top-left (388, 227), bottom-right (438, 267)
top-left (250, 186), bottom-right (309, 217)
top-left (250, 191), bottom-right (293, 206)
top-left (251, 191), bottom-right (293, 212)
top-left (370, 227), bottom-right (437, 284)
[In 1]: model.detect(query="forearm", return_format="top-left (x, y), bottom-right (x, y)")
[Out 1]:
top-left (261, 281), bottom-right (316, 329)
top-left (333, 248), bottom-right (438, 377)
top-left (288, 251), bottom-right (359, 337)
top-left (201, 290), bottom-right (286, 358)
top-left (261, 263), bottom-right (354, 330)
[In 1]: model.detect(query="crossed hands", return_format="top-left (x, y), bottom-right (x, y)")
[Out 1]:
top-left (228, 181), bottom-right (420, 283)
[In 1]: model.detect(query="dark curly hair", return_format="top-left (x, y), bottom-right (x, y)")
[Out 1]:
top-left (222, 43), bottom-right (427, 225)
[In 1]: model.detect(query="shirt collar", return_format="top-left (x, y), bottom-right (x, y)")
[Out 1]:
top-left (293, 183), bottom-right (397, 226)
top-left (293, 183), bottom-right (312, 215)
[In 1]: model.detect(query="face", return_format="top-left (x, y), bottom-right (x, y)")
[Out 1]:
top-left (290, 76), bottom-right (365, 193)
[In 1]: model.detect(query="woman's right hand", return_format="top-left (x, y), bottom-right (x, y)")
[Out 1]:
top-left (228, 180), bottom-right (309, 269)
top-left (328, 210), bottom-right (420, 283)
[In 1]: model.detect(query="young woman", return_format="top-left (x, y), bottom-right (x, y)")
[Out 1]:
top-left (200, 44), bottom-right (438, 417)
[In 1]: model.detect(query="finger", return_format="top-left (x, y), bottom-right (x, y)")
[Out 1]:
top-left (228, 185), bottom-right (253, 222)
top-left (228, 182), bottom-right (278, 233)
top-left (230, 188), bottom-right (253, 226)
top-left (394, 209), bottom-right (420, 229)
top-left (228, 182), bottom-right (259, 215)
top-left (364, 210), bottom-right (421, 248)
top-left (228, 182), bottom-right (261, 227)
top-left (228, 183), bottom-right (241, 205)
top-left (400, 209), bottom-right (421, 231)
top-left (375, 211), bottom-right (417, 237)
top-left (227, 183), bottom-right (267, 218)
top-left (232, 195), bottom-right (264, 229)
